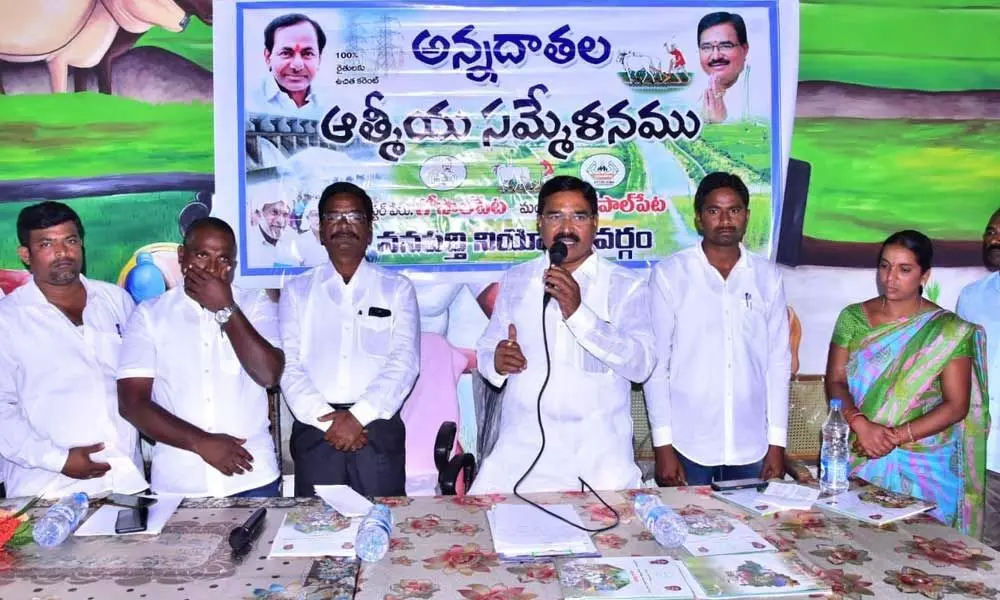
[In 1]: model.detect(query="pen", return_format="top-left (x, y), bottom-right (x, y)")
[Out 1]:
top-left (115, 323), bottom-right (122, 336)
top-left (745, 293), bottom-right (752, 309)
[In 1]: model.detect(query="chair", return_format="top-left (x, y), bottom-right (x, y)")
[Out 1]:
top-left (434, 422), bottom-right (476, 496)
top-left (400, 333), bottom-right (477, 496)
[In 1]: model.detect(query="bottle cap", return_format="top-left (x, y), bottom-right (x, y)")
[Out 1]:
top-left (830, 399), bottom-right (842, 410)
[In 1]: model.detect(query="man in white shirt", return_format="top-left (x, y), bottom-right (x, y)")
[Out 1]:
top-left (956, 207), bottom-right (1000, 549)
top-left (280, 182), bottom-right (419, 497)
top-left (471, 176), bottom-right (656, 494)
top-left (247, 13), bottom-right (327, 120)
top-left (645, 172), bottom-right (790, 486)
top-left (697, 11), bottom-right (750, 124)
top-left (117, 218), bottom-right (285, 497)
top-left (0, 202), bottom-right (147, 498)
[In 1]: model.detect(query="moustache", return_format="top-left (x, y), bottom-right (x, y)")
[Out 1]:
top-left (554, 233), bottom-right (580, 244)
top-left (987, 244), bottom-right (1000, 252)
top-left (51, 259), bottom-right (76, 269)
top-left (330, 231), bottom-right (359, 240)
top-left (708, 59), bottom-right (730, 67)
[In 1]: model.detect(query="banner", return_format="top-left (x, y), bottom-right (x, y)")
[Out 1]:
top-left (215, 0), bottom-right (799, 288)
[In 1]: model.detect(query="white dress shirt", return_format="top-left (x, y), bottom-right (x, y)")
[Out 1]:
top-left (471, 253), bottom-right (656, 494)
top-left (117, 286), bottom-right (281, 496)
top-left (644, 244), bottom-right (791, 466)
top-left (0, 277), bottom-right (147, 498)
top-left (957, 271), bottom-right (1000, 472)
top-left (248, 75), bottom-right (327, 120)
top-left (279, 261), bottom-right (420, 431)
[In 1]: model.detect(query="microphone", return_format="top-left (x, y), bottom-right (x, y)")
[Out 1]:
top-left (543, 240), bottom-right (569, 307)
top-left (229, 507), bottom-right (267, 555)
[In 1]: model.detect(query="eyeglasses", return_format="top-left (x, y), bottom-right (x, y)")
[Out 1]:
top-left (699, 41), bottom-right (738, 53)
top-left (540, 212), bottom-right (594, 224)
top-left (320, 211), bottom-right (366, 224)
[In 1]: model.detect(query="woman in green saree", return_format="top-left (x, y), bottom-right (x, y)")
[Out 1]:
top-left (825, 230), bottom-right (990, 537)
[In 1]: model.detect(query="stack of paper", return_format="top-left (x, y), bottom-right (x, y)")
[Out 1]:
top-left (487, 503), bottom-right (599, 561)
top-left (816, 486), bottom-right (935, 526)
top-left (681, 514), bottom-right (775, 557)
top-left (712, 483), bottom-right (819, 517)
top-left (268, 505), bottom-right (361, 558)
top-left (558, 556), bottom-right (696, 599)
top-left (684, 552), bottom-right (829, 598)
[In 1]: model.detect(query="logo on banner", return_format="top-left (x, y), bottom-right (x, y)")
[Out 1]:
top-left (581, 154), bottom-right (626, 190)
top-left (420, 155), bottom-right (467, 191)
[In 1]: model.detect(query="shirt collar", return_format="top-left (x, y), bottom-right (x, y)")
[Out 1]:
top-left (320, 258), bottom-right (371, 294)
top-left (262, 75), bottom-right (317, 108)
top-left (20, 274), bottom-right (95, 307)
top-left (695, 241), bottom-right (751, 274)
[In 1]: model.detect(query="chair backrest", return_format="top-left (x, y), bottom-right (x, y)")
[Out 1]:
top-left (400, 333), bottom-right (468, 494)
top-left (787, 375), bottom-right (826, 461)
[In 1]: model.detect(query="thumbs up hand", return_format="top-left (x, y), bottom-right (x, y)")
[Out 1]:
top-left (494, 323), bottom-right (527, 376)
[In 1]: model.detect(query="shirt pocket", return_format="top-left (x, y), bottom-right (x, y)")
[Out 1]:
top-left (358, 315), bottom-right (392, 356)
top-left (92, 330), bottom-right (124, 371)
top-left (740, 296), bottom-right (769, 369)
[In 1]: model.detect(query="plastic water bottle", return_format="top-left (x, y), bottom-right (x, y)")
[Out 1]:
top-left (32, 492), bottom-right (90, 548)
top-left (355, 504), bottom-right (393, 562)
top-left (820, 398), bottom-right (851, 495)
top-left (633, 494), bottom-right (687, 548)
top-left (124, 252), bottom-right (166, 303)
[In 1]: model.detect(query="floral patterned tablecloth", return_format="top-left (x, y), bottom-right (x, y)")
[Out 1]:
top-left (1, 487), bottom-right (997, 600)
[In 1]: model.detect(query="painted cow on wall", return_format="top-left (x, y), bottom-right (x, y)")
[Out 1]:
top-left (0, 0), bottom-right (189, 93)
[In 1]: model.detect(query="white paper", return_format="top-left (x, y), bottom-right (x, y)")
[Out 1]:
top-left (756, 483), bottom-right (820, 511)
top-left (314, 485), bottom-right (374, 518)
top-left (488, 503), bottom-right (597, 557)
top-left (268, 506), bottom-right (361, 558)
top-left (74, 494), bottom-right (184, 537)
top-left (681, 515), bottom-right (775, 557)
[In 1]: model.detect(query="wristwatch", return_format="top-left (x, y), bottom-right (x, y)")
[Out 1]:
top-left (214, 305), bottom-right (235, 325)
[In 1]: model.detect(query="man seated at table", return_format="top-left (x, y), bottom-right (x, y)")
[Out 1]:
top-left (471, 175), bottom-right (656, 494)
top-left (280, 182), bottom-right (419, 498)
top-left (117, 218), bottom-right (285, 497)
top-left (0, 202), bottom-right (148, 498)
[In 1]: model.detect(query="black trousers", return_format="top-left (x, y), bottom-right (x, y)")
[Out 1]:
top-left (290, 410), bottom-right (406, 498)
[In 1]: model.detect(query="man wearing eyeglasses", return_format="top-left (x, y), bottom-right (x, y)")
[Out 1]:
top-left (470, 175), bottom-right (656, 494)
top-left (278, 181), bottom-right (419, 497)
top-left (697, 11), bottom-right (750, 124)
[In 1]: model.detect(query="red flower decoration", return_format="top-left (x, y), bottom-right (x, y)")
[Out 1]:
top-left (457, 583), bottom-right (538, 600)
top-left (423, 544), bottom-right (500, 575)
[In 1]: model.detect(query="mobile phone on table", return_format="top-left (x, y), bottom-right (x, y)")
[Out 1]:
top-left (114, 506), bottom-right (149, 534)
top-left (710, 477), bottom-right (767, 492)
top-left (107, 493), bottom-right (157, 509)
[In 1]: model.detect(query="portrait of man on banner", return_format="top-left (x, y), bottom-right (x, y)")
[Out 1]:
top-left (697, 11), bottom-right (751, 124)
top-left (248, 12), bottom-right (328, 119)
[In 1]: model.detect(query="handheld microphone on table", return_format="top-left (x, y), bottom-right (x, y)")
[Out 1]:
top-left (542, 240), bottom-right (568, 307)
top-left (229, 507), bottom-right (267, 556)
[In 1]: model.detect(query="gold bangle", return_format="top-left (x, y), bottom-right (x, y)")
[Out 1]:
top-left (907, 422), bottom-right (915, 443)
top-left (848, 412), bottom-right (866, 426)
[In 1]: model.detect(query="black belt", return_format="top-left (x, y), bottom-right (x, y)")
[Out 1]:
top-left (329, 403), bottom-right (354, 410)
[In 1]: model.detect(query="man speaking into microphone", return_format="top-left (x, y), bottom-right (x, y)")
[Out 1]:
top-left (470, 175), bottom-right (656, 494)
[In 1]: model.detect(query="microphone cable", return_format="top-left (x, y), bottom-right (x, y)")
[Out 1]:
top-left (512, 270), bottom-right (620, 533)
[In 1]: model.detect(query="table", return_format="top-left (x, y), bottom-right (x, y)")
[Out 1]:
top-left (2, 487), bottom-right (997, 599)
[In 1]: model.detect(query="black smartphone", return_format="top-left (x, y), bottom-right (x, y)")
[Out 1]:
top-left (107, 493), bottom-right (157, 509)
top-left (114, 507), bottom-right (149, 534)
top-left (710, 477), bottom-right (767, 492)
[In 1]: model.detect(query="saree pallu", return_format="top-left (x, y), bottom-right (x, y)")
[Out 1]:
top-left (846, 309), bottom-right (990, 537)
